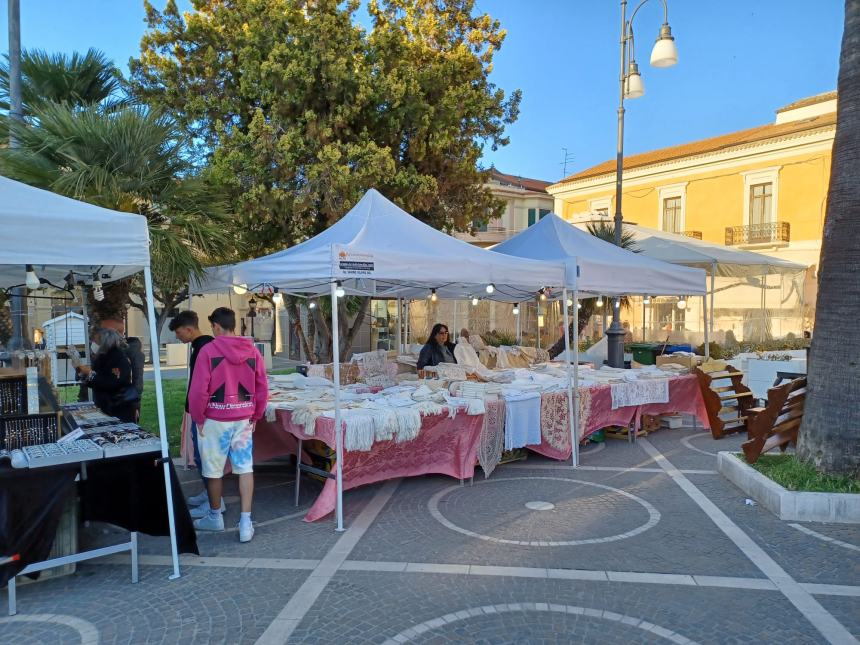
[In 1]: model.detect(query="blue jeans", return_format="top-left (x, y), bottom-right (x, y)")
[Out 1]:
top-left (190, 420), bottom-right (204, 483)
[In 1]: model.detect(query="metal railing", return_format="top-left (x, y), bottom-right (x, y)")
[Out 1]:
top-left (725, 221), bottom-right (790, 246)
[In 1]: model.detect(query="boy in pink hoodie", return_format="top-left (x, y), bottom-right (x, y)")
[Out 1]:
top-left (188, 307), bottom-right (268, 541)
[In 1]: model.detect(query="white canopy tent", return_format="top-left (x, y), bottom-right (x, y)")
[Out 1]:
top-left (195, 189), bottom-right (579, 526)
top-left (625, 224), bottom-right (808, 340)
top-left (0, 176), bottom-right (182, 579)
top-left (493, 214), bottom-right (707, 297)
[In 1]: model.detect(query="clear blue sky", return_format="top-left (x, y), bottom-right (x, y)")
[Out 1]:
top-left (1, 0), bottom-right (844, 182)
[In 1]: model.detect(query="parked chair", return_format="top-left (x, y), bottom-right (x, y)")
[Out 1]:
top-left (694, 364), bottom-right (755, 439)
top-left (742, 376), bottom-right (806, 464)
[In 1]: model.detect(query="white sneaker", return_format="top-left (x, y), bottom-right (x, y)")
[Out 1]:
top-left (187, 490), bottom-right (209, 506)
top-left (194, 512), bottom-right (225, 532)
top-left (190, 499), bottom-right (226, 519)
top-left (238, 522), bottom-right (255, 543)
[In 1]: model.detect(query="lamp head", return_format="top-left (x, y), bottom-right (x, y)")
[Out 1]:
top-left (650, 23), bottom-right (678, 68)
top-left (232, 283), bottom-right (248, 295)
top-left (271, 288), bottom-right (283, 305)
top-left (625, 61), bottom-right (645, 99)
top-left (248, 298), bottom-right (257, 311)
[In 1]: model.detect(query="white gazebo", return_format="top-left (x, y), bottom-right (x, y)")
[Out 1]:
top-left (0, 175), bottom-right (182, 579)
top-left (195, 189), bottom-right (574, 527)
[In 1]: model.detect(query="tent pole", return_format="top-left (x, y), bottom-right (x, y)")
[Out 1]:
top-left (709, 261), bottom-right (716, 337)
top-left (144, 267), bottom-right (181, 580)
top-left (396, 298), bottom-right (402, 353)
top-left (453, 299), bottom-right (459, 342)
top-left (703, 291), bottom-right (710, 360)
top-left (573, 290), bottom-right (580, 467)
top-left (330, 282), bottom-right (345, 532)
top-left (80, 288), bottom-right (93, 402)
top-left (516, 303), bottom-right (521, 344)
top-left (562, 289), bottom-right (578, 468)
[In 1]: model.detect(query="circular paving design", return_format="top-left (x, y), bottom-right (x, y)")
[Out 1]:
top-left (381, 603), bottom-right (698, 645)
top-left (680, 432), bottom-right (718, 456)
top-left (428, 476), bottom-right (660, 546)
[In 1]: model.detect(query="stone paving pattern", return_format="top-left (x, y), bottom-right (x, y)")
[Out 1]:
top-left (1, 419), bottom-right (858, 644)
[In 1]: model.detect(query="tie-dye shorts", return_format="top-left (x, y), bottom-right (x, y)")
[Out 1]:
top-left (199, 418), bottom-right (254, 478)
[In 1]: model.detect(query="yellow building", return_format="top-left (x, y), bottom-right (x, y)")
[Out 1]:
top-left (547, 91), bottom-right (834, 342)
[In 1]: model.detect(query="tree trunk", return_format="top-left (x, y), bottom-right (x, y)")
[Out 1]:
top-left (547, 301), bottom-right (596, 359)
top-left (286, 297), bottom-right (314, 362)
top-left (796, 0), bottom-right (860, 477)
top-left (341, 296), bottom-right (371, 358)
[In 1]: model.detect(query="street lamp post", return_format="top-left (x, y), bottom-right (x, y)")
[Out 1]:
top-left (606, 0), bottom-right (678, 368)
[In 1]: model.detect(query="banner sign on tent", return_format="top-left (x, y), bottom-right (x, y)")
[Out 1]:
top-left (333, 245), bottom-right (376, 276)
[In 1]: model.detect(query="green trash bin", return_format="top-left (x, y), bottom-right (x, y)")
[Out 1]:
top-left (630, 343), bottom-right (659, 365)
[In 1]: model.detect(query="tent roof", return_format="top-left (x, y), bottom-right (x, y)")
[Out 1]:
top-left (492, 214), bottom-right (706, 296)
top-left (196, 189), bottom-right (566, 301)
top-left (624, 224), bottom-right (807, 277)
top-left (0, 176), bottom-right (150, 288)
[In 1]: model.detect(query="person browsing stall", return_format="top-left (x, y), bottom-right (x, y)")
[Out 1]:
top-left (417, 323), bottom-right (457, 370)
top-left (169, 310), bottom-right (215, 517)
top-left (188, 307), bottom-right (268, 542)
top-left (77, 328), bottom-right (138, 423)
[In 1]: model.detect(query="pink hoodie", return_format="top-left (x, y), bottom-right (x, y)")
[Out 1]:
top-left (188, 335), bottom-right (268, 425)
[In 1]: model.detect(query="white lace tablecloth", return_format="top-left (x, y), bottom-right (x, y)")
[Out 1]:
top-left (610, 378), bottom-right (670, 410)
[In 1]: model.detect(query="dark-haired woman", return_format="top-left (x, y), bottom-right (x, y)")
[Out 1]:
top-left (417, 323), bottom-right (458, 370)
top-left (77, 328), bottom-right (137, 422)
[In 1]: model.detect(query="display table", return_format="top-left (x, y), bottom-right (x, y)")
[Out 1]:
top-left (530, 374), bottom-right (709, 461)
top-left (257, 408), bottom-right (484, 521)
top-left (1, 453), bottom-right (198, 614)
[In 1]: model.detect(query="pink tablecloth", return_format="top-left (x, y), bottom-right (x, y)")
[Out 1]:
top-left (529, 374), bottom-right (709, 461)
top-left (256, 409), bottom-right (484, 521)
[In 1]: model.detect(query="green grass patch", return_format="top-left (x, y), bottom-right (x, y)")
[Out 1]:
top-left (747, 454), bottom-right (860, 494)
top-left (269, 368), bottom-right (296, 376)
top-left (138, 379), bottom-right (189, 455)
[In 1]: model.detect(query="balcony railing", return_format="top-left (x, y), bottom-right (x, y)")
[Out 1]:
top-left (725, 221), bottom-right (790, 246)
top-left (681, 230), bottom-right (702, 239)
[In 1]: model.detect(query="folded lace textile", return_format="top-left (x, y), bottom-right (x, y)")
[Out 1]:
top-left (479, 396), bottom-right (505, 478)
top-left (540, 389), bottom-right (571, 451)
top-left (610, 378), bottom-right (669, 409)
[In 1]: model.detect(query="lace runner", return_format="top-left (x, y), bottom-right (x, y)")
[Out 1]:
top-left (610, 378), bottom-right (669, 409)
top-left (540, 390), bottom-right (571, 451)
top-left (479, 396), bottom-right (505, 478)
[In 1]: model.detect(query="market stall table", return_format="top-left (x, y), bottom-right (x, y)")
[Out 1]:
top-left (257, 407), bottom-right (484, 521)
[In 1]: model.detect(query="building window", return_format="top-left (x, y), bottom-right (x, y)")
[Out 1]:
top-left (528, 208), bottom-right (536, 226)
top-left (662, 197), bottom-right (683, 233)
top-left (594, 208), bottom-right (609, 218)
top-left (589, 198), bottom-right (611, 218)
top-left (539, 208), bottom-right (550, 220)
top-left (748, 182), bottom-right (773, 227)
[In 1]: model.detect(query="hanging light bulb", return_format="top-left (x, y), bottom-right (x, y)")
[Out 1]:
top-left (429, 288), bottom-right (438, 302)
top-left (485, 283), bottom-right (495, 294)
top-left (538, 288), bottom-right (547, 302)
top-left (677, 296), bottom-right (687, 309)
top-left (566, 298), bottom-right (573, 307)
top-left (92, 273), bottom-right (104, 302)
top-left (308, 300), bottom-right (316, 309)
top-left (335, 281), bottom-right (345, 298)
top-left (512, 304), bottom-right (519, 315)
top-left (232, 283), bottom-right (248, 295)
top-left (471, 296), bottom-right (479, 306)
top-left (643, 295), bottom-right (651, 305)
top-left (577, 302), bottom-right (582, 310)
top-left (596, 296), bottom-right (604, 307)
top-left (25, 265), bottom-right (40, 290)
top-left (271, 288), bottom-right (283, 305)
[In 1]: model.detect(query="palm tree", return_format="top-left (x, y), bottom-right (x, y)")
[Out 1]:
top-left (796, 1), bottom-right (860, 477)
top-left (547, 221), bottom-right (637, 358)
top-left (0, 103), bottom-right (234, 339)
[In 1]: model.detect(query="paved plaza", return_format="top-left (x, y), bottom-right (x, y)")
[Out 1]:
top-left (2, 425), bottom-right (858, 644)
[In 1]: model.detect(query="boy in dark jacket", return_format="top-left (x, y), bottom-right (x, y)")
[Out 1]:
top-left (189, 308), bottom-right (267, 542)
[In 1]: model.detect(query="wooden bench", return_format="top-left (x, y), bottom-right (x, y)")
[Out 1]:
top-left (694, 365), bottom-right (755, 439)
top-left (742, 376), bottom-right (806, 464)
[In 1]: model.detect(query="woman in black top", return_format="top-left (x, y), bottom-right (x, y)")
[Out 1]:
top-left (77, 328), bottom-right (137, 422)
top-left (417, 323), bottom-right (458, 370)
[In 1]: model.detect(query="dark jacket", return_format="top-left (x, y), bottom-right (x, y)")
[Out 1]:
top-left (417, 341), bottom-right (458, 370)
top-left (125, 337), bottom-right (145, 401)
top-left (185, 334), bottom-right (214, 412)
top-left (85, 346), bottom-right (136, 422)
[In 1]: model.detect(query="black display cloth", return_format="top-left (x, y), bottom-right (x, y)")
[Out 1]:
top-left (0, 452), bottom-right (198, 588)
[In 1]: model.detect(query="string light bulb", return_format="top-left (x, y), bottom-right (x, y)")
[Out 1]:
top-left (539, 288), bottom-right (547, 302)
top-left (25, 265), bottom-right (40, 290)
top-left (485, 283), bottom-right (495, 294)
top-left (92, 273), bottom-right (104, 302)
top-left (271, 288), bottom-right (283, 305)
top-left (566, 298), bottom-right (573, 307)
top-left (335, 281), bottom-right (345, 298)
top-left (677, 297), bottom-right (687, 309)
top-left (577, 302), bottom-right (582, 309)
top-left (643, 295), bottom-right (651, 305)
top-left (471, 296), bottom-right (479, 306)
top-left (232, 283), bottom-right (248, 295)
top-left (430, 288), bottom-right (438, 302)
top-left (596, 296), bottom-right (604, 307)
top-left (512, 304), bottom-right (519, 315)
top-left (308, 300), bottom-right (316, 309)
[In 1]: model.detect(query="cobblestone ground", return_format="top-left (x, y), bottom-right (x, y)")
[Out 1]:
top-left (1, 422), bottom-right (858, 644)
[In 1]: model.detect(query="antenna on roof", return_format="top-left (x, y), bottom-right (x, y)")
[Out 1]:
top-left (560, 148), bottom-right (575, 176)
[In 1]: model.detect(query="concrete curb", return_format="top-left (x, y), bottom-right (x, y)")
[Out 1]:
top-left (717, 452), bottom-right (860, 524)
